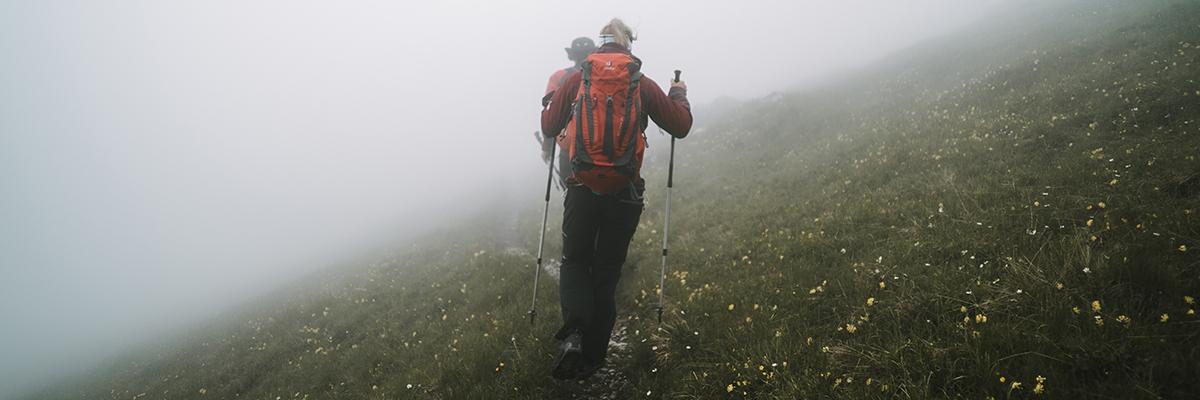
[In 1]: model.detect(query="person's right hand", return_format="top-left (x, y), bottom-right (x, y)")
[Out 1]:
top-left (670, 80), bottom-right (687, 91)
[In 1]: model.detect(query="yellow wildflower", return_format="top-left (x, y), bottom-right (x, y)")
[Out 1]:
top-left (1188, 309), bottom-right (1195, 316)
top-left (999, 376), bottom-right (1006, 383)
top-left (879, 281), bottom-right (887, 289)
top-left (1160, 313), bottom-right (1169, 323)
top-left (975, 313), bottom-right (988, 324)
top-left (866, 297), bottom-right (876, 307)
top-left (1011, 381), bottom-right (1022, 390)
top-left (960, 306), bottom-right (968, 313)
top-left (1180, 245), bottom-right (1188, 252)
top-left (1091, 300), bottom-right (1102, 313)
top-left (1055, 282), bottom-right (1064, 290)
top-left (845, 324), bottom-right (858, 333)
top-left (1072, 306), bottom-right (1081, 314)
top-left (726, 384), bottom-right (734, 393)
top-left (1098, 201), bottom-right (1106, 209)
top-left (728, 303), bottom-right (735, 311)
top-left (1186, 296), bottom-right (1195, 305)
top-left (1086, 219), bottom-right (1094, 227)
top-left (1094, 316), bottom-right (1105, 326)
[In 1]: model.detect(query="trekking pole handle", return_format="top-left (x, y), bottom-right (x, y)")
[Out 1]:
top-left (667, 70), bottom-right (680, 188)
top-left (667, 137), bottom-right (675, 188)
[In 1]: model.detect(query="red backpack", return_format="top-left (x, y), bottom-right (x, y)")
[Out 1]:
top-left (563, 52), bottom-right (646, 195)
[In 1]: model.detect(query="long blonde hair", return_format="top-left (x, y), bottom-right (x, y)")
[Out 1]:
top-left (599, 18), bottom-right (635, 49)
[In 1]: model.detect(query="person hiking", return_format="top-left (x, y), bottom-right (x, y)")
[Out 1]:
top-left (545, 37), bottom-right (597, 101)
top-left (541, 37), bottom-right (597, 188)
top-left (539, 18), bottom-right (692, 380)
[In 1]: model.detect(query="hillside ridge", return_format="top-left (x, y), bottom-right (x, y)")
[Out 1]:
top-left (32, 1), bottom-right (1199, 398)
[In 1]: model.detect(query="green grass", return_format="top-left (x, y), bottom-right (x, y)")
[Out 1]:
top-left (33, 0), bottom-right (1200, 399)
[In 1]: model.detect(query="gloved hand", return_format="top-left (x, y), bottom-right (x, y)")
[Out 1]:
top-left (536, 131), bottom-right (555, 164)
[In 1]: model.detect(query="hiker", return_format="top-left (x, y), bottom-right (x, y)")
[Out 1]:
top-left (544, 37), bottom-right (597, 103)
top-left (541, 37), bottom-right (597, 187)
top-left (539, 18), bottom-right (692, 380)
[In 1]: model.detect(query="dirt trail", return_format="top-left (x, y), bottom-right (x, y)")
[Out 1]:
top-left (568, 317), bottom-right (634, 399)
top-left (505, 245), bottom-right (634, 399)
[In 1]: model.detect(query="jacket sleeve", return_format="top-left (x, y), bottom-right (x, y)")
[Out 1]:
top-left (542, 69), bottom-right (566, 107)
top-left (640, 76), bottom-right (692, 138)
top-left (544, 69), bottom-right (565, 96)
top-left (541, 70), bottom-right (581, 140)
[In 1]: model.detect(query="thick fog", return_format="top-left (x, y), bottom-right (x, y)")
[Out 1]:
top-left (0, 0), bottom-right (1001, 396)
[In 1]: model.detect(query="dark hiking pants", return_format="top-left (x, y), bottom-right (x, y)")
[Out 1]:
top-left (555, 184), bottom-right (643, 366)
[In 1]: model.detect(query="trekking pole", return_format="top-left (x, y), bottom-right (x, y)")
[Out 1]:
top-left (529, 133), bottom-right (556, 325)
top-left (656, 69), bottom-right (682, 324)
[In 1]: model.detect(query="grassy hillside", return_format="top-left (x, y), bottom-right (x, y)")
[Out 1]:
top-left (35, 0), bottom-right (1199, 398)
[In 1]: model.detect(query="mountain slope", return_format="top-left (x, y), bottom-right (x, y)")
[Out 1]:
top-left (34, 1), bottom-right (1199, 399)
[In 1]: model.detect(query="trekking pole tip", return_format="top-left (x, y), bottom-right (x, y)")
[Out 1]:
top-left (527, 309), bottom-right (537, 325)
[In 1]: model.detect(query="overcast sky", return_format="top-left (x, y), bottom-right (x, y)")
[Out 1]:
top-left (0, 0), bottom-right (1003, 396)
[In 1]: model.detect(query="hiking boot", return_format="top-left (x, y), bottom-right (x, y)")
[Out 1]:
top-left (574, 359), bottom-right (606, 380)
top-left (552, 332), bottom-right (583, 380)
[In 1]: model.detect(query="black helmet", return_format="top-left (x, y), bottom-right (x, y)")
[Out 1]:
top-left (565, 37), bottom-right (596, 62)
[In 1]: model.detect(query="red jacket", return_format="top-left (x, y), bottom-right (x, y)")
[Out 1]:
top-left (544, 66), bottom-right (576, 97)
top-left (541, 44), bottom-right (693, 143)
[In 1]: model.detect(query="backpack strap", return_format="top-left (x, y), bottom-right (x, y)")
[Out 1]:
top-left (572, 61), bottom-right (595, 167)
top-left (614, 61), bottom-right (643, 169)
